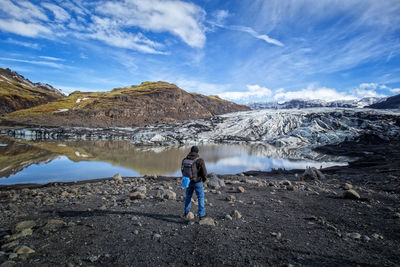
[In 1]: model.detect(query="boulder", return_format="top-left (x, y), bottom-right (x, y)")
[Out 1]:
top-left (302, 167), bottom-right (325, 180)
top-left (11, 220), bottom-right (36, 234)
top-left (6, 228), bottom-right (32, 241)
top-left (226, 195), bottom-right (236, 202)
top-left (343, 189), bottom-right (360, 200)
top-left (1, 241), bottom-right (19, 251)
top-left (207, 173), bottom-right (225, 189)
top-left (342, 183), bottom-right (353, 190)
top-left (0, 261), bottom-right (16, 267)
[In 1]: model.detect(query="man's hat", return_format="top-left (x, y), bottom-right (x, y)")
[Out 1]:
top-left (190, 146), bottom-right (199, 153)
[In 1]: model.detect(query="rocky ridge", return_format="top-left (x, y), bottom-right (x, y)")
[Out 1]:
top-left (0, 68), bottom-right (65, 116)
top-left (3, 81), bottom-right (249, 127)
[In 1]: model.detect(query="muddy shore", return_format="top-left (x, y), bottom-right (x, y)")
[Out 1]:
top-left (0, 137), bottom-right (399, 266)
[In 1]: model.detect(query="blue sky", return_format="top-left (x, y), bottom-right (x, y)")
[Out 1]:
top-left (0, 0), bottom-right (400, 103)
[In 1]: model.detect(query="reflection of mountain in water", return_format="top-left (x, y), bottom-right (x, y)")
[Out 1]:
top-left (0, 136), bottom-right (349, 179)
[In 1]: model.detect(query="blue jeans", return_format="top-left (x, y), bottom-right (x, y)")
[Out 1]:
top-left (184, 181), bottom-right (205, 217)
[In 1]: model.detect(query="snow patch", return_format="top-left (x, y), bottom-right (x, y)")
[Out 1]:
top-left (54, 109), bottom-right (69, 113)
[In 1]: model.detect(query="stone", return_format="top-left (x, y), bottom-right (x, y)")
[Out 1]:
top-left (362, 236), bottom-right (371, 242)
top-left (346, 232), bottom-right (361, 240)
top-left (129, 191), bottom-right (146, 200)
top-left (8, 253), bottom-right (17, 260)
top-left (225, 214), bottom-right (233, 221)
top-left (15, 245), bottom-right (35, 254)
top-left (6, 228), bottom-right (32, 241)
top-left (133, 230), bottom-right (139, 235)
top-left (163, 190), bottom-right (177, 200)
top-left (371, 233), bottom-right (383, 239)
top-left (237, 186), bottom-right (245, 193)
top-left (11, 220), bottom-right (36, 234)
top-left (134, 186), bottom-right (147, 194)
top-left (207, 173), bottom-right (225, 189)
top-left (61, 191), bottom-right (69, 198)
top-left (184, 212), bottom-right (195, 220)
top-left (302, 167), bottom-right (325, 180)
top-left (394, 212), bottom-right (400, 219)
top-left (113, 173), bottom-right (122, 181)
top-left (245, 179), bottom-right (259, 184)
top-left (43, 219), bottom-right (65, 229)
top-left (282, 180), bottom-right (292, 186)
top-left (343, 189), bottom-right (360, 200)
top-left (342, 183), bottom-right (353, 190)
top-left (232, 210), bottom-right (242, 219)
top-left (1, 241), bottom-right (19, 251)
top-left (199, 217), bottom-right (215, 226)
top-left (286, 185), bottom-right (295, 191)
top-left (88, 255), bottom-right (100, 262)
top-left (153, 233), bottom-right (161, 240)
top-left (226, 195), bottom-right (236, 202)
top-left (0, 261), bottom-right (16, 267)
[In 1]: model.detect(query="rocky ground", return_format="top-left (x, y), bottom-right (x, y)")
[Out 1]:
top-left (0, 139), bottom-right (399, 266)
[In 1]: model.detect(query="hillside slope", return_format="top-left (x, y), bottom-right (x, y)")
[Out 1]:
top-left (368, 93), bottom-right (400, 109)
top-left (0, 68), bottom-right (65, 116)
top-left (3, 81), bottom-right (249, 127)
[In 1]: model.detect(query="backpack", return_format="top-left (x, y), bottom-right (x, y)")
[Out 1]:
top-left (181, 158), bottom-right (199, 181)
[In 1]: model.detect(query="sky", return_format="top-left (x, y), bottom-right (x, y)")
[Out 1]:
top-left (0, 0), bottom-right (400, 103)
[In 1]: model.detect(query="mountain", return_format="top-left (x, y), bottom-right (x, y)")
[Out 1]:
top-left (368, 94), bottom-right (400, 109)
top-left (0, 68), bottom-right (66, 116)
top-left (3, 81), bottom-right (249, 127)
top-left (248, 97), bottom-right (385, 110)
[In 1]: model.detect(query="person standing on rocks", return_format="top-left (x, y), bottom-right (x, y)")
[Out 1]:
top-left (181, 146), bottom-right (208, 219)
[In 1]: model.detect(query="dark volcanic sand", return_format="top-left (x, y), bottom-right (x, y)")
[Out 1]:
top-left (0, 137), bottom-right (399, 267)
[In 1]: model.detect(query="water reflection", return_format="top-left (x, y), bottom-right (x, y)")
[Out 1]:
top-left (0, 136), bottom-right (349, 184)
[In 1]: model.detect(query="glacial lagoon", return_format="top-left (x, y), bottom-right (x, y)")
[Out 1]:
top-left (0, 136), bottom-right (349, 185)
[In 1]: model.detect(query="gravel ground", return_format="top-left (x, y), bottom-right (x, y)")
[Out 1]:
top-left (0, 139), bottom-right (399, 267)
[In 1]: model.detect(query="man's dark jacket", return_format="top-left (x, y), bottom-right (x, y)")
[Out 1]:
top-left (183, 152), bottom-right (207, 183)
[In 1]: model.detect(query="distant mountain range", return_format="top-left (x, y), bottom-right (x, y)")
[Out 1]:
top-left (368, 94), bottom-right (400, 109)
top-left (0, 69), bottom-right (249, 127)
top-left (247, 97), bottom-right (390, 110)
top-left (0, 68), bottom-right (65, 116)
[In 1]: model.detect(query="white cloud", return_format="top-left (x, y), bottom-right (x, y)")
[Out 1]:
top-left (390, 88), bottom-right (400, 93)
top-left (273, 86), bottom-right (354, 102)
top-left (4, 38), bottom-right (40, 49)
top-left (0, 0), bottom-right (48, 22)
top-left (38, 56), bottom-right (65, 61)
top-left (230, 25), bottom-right (284, 47)
top-left (0, 19), bottom-right (51, 37)
top-left (212, 10), bottom-right (229, 25)
top-left (42, 3), bottom-right (71, 22)
top-left (218, 84), bottom-right (272, 101)
top-left (0, 57), bottom-right (65, 69)
top-left (172, 79), bottom-right (231, 95)
top-left (96, 0), bottom-right (206, 48)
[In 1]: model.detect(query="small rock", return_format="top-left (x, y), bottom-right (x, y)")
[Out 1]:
top-left (226, 195), bottom-right (236, 202)
top-left (302, 167), bottom-right (325, 180)
top-left (6, 228), bottom-right (32, 241)
top-left (232, 210), bottom-right (242, 219)
top-left (133, 230), bottom-right (139, 235)
top-left (61, 191), bottom-right (69, 198)
top-left (346, 232), bottom-right (361, 240)
top-left (184, 212), bottom-right (195, 220)
top-left (1, 241), bottom-right (19, 251)
top-left (343, 189), bottom-right (360, 200)
top-left (342, 183), bottom-right (353, 190)
top-left (282, 180), bottom-right (292, 186)
top-left (11, 220), bottom-right (36, 234)
top-left (0, 261), bottom-right (16, 267)
top-left (129, 191), bottom-right (146, 200)
top-left (362, 236), bottom-right (371, 242)
top-left (163, 190), bottom-right (177, 200)
top-left (225, 214), bottom-right (233, 221)
top-left (393, 212), bottom-right (400, 219)
top-left (134, 186), bottom-right (147, 194)
top-left (286, 185), bottom-right (295, 191)
top-left (113, 173), bottom-right (122, 181)
top-left (8, 253), bottom-right (18, 260)
top-left (43, 219), bottom-right (65, 229)
top-left (199, 217), bottom-right (215, 226)
top-left (371, 233), bottom-right (384, 240)
top-left (88, 255), bottom-right (100, 262)
top-left (237, 186), bottom-right (245, 193)
top-left (15, 245), bottom-right (35, 254)
top-left (207, 173), bottom-right (225, 189)
top-left (153, 233), bottom-right (161, 240)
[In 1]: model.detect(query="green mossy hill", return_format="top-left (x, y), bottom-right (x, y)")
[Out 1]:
top-left (4, 81), bottom-right (250, 127)
top-left (0, 68), bottom-right (64, 116)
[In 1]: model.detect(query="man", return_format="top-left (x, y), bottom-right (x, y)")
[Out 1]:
top-left (182, 146), bottom-right (207, 219)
